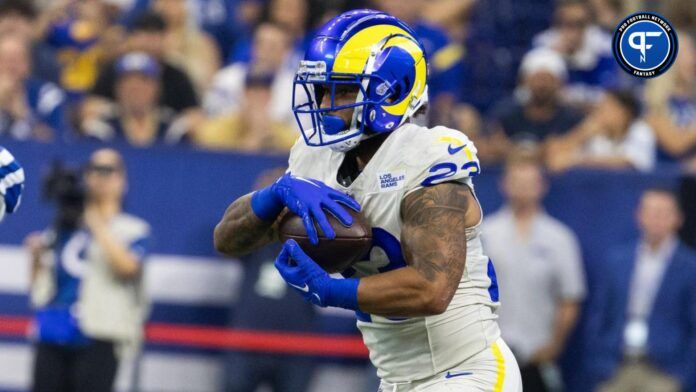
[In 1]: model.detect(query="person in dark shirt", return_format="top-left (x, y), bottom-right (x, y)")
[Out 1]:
top-left (485, 48), bottom-right (584, 162)
top-left (82, 52), bottom-right (185, 146)
top-left (80, 11), bottom-right (201, 141)
top-left (89, 11), bottom-right (199, 113)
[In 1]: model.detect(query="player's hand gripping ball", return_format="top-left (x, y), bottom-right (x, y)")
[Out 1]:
top-left (278, 197), bottom-right (372, 274)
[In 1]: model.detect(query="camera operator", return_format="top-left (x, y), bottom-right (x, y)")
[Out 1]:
top-left (0, 145), bottom-right (24, 221)
top-left (25, 148), bottom-right (151, 392)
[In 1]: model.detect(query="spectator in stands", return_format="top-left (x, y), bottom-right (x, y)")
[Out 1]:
top-left (546, 89), bottom-right (656, 172)
top-left (588, 0), bottom-right (623, 32)
top-left (224, 167), bottom-right (316, 392)
top-left (196, 75), bottom-right (297, 152)
top-left (152, 0), bottom-right (221, 94)
top-left (482, 154), bottom-right (585, 392)
top-left (39, 0), bottom-right (123, 100)
top-left (0, 33), bottom-right (67, 141)
top-left (203, 21), bottom-right (293, 120)
top-left (421, 0), bottom-right (477, 42)
top-left (196, 22), bottom-right (297, 151)
top-left (662, 0), bottom-right (696, 35)
top-left (533, 0), bottom-right (620, 108)
top-left (229, 0), bottom-right (310, 64)
top-left (371, 0), bottom-right (466, 125)
top-left (89, 11), bottom-right (199, 114)
top-left (120, 0), bottom-right (240, 61)
top-left (84, 11), bottom-right (201, 140)
top-left (224, 0), bottom-right (265, 61)
top-left (645, 33), bottom-right (696, 169)
top-left (485, 48), bottom-right (584, 162)
top-left (0, 145), bottom-right (24, 222)
top-left (26, 148), bottom-right (151, 392)
top-left (0, 0), bottom-right (60, 83)
top-left (584, 188), bottom-right (696, 392)
top-left (82, 52), bottom-right (185, 146)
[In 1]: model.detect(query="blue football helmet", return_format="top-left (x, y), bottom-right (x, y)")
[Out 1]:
top-left (292, 9), bottom-right (429, 152)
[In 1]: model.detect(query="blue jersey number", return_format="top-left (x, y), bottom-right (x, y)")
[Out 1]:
top-left (421, 161), bottom-right (480, 187)
top-left (345, 228), bottom-right (408, 322)
top-left (343, 228), bottom-right (407, 278)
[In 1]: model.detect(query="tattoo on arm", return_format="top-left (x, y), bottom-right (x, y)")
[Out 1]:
top-left (214, 193), bottom-right (279, 256)
top-left (401, 182), bottom-right (470, 298)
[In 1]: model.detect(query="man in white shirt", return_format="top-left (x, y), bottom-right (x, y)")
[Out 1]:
top-left (482, 154), bottom-right (586, 392)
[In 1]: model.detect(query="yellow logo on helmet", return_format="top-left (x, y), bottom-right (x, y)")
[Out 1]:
top-left (333, 24), bottom-right (427, 117)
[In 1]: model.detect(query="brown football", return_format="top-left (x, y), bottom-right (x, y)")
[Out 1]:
top-left (278, 208), bottom-right (372, 273)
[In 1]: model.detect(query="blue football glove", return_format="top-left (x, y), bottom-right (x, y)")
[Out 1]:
top-left (275, 239), bottom-right (359, 310)
top-left (251, 173), bottom-right (361, 245)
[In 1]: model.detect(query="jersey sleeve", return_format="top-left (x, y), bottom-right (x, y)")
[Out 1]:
top-left (403, 126), bottom-right (481, 196)
top-left (287, 137), bottom-right (321, 178)
top-left (287, 137), bottom-right (305, 174)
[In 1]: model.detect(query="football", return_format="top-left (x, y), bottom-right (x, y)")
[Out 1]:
top-left (277, 208), bottom-right (373, 273)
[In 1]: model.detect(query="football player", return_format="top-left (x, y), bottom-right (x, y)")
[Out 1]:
top-left (0, 146), bottom-right (24, 222)
top-left (215, 9), bottom-right (522, 391)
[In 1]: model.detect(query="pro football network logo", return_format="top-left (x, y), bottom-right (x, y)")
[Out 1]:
top-left (613, 12), bottom-right (678, 78)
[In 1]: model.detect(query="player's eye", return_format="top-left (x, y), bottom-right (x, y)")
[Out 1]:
top-left (335, 85), bottom-right (358, 97)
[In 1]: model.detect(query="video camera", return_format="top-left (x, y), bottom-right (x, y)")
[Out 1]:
top-left (41, 162), bottom-right (86, 231)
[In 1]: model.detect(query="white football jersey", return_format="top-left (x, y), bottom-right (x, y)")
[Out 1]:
top-left (288, 123), bottom-right (502, 382)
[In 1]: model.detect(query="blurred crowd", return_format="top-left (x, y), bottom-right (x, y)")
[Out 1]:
top-left (0, 0), bottom-right (693, 173)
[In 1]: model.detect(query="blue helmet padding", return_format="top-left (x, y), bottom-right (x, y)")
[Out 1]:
top-left (323, 115), bottom-right (348, 135)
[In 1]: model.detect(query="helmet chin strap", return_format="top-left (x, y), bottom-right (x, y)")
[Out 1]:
top-left (327, 108), bottom-right (371, 152)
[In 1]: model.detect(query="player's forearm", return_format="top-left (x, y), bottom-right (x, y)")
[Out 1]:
top-left (357, 267), bottom-right (454, 317)
top-left (214, 193), bottom-right (277, 257)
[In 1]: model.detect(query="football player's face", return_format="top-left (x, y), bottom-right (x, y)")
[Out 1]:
top-left (637, 192), bottom-right (682, 244)
top-left (318, 83), bottom-right (360, 124)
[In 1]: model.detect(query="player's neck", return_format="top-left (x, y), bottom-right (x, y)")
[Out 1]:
top-left (352, 132), bottom-right (390, 171)
top-left (336, 133), bottom-right (389, 187)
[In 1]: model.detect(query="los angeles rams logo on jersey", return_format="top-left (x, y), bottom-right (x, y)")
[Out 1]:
top-left (612, 12), bottom-right (678, 78)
